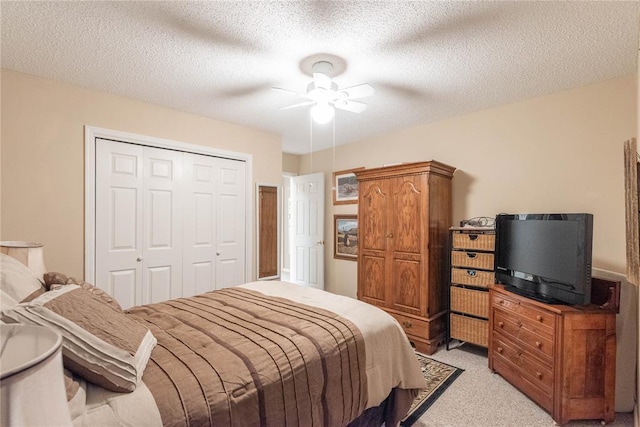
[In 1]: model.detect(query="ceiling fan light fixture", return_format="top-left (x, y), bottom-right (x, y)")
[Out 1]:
top-left (311, 102), bottom-right (334, 124)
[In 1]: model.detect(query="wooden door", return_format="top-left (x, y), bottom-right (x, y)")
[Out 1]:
top-left (389, 174), bottom-right (426, 316)
top-left (258, 185), bottom-right (278, 279)
top-left (357, 177), bottom-right (391, 308)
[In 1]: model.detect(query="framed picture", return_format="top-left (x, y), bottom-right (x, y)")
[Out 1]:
top-left (334, 215), bottom-right (358, 260)
top-left (332, 167), bottom-right (364, 205)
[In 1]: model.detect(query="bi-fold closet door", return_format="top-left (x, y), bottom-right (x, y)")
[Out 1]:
top-left (95, 138), bottom-right (246, 309)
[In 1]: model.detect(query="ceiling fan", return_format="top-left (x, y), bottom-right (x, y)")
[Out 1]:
top-left (273, 61), bottom-right (375, 124)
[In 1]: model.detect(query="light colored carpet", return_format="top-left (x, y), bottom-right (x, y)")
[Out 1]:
top-left (413, 342), bottom-right (634, 427)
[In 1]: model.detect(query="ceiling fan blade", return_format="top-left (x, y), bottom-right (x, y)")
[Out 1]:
top-left (339, 83), bottom-right (375, 99)
top-left (313, 72), bottom-right (332, 90)
top-left (334, 100), bottom-right (367, 113)
top-left (271, 87), bottom-right (304, 97)
top-left (280, 100), bottom-right (315, 111)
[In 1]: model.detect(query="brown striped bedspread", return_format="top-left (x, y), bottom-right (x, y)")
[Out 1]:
top-left (127, 287), bottom-right (368, 427)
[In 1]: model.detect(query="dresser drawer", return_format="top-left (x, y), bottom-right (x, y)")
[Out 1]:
top-left (491, 293), bottom-right (556, 332)
top-left (389, 312), bottom-right (429, 338)
top-left (491, 343), bottom-right (553, 413)
top-left (451, 268), bottom-right (494, 288)
top-left (492, 332), bottom-right (553, 393)
top-left (451, 250), bottom-right (494, 270)
top-left (452, 232), bottom-right (495, 251)
top-left (450, 286), bottom-right (488, 318)
top-left (493, 310), bottom-right (554, 360)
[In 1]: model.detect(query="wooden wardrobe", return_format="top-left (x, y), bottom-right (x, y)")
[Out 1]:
top-left (355, 161), bottom-right (455, 354)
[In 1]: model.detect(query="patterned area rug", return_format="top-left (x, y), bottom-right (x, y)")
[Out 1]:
top-left (401, 352), bottom-right (464, 426)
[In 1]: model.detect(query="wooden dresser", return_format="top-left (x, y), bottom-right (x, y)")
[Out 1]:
top-left (447, 227), bottom-right (495, 348)
top-left (488, 284), bottom-right (617, 425)
top-left (355, 161), bottom-right (455, 355)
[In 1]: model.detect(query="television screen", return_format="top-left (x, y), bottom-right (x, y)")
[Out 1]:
top-left (494, 213), bottom-right (593, 305)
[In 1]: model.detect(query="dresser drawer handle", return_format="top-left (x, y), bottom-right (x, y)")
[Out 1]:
top-left (535, 341), bottom-right (542, 348)
top-left (536, 372), bottom-right (543, 379)
top-left (536, 315), bottom-right (543, 322)
top-left (497, 346), bottom-right (503, 353)
top-left (402, 320), bottom-right (412, 329)
top-left (498, 321), bottom-right (504, 328)
top-left (469, 234), bottom-right (479, 241)
top-left (516, 321), bottom-right (522, 328)
top-left (466, 252), bottom-right (477, 259)
top-left (498, 299), bottom-right (504, 305)
top-left (466, 270), bottom-right (477, 277)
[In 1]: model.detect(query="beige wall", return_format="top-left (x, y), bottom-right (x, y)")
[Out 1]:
top-left (300, 74), bottom-right (637, 298)
top-left (1, 69), bottom-right (282, 280)
top-left (282, 153), bottom-right (300, 175)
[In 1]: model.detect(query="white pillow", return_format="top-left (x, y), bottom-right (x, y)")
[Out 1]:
top-left (0, 253), bottom-right (44, 303)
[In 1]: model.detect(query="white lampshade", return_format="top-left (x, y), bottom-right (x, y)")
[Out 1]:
top-left (0, 241), bottom-right (47, 281)
top-left (1, 324), bottom-right (72, 426)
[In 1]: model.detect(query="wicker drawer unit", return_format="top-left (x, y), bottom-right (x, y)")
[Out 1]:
top-left (447, 227), bottom-right (495, 349)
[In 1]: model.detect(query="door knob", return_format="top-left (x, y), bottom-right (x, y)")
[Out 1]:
top-left (216, 251), bottom-right (221, 256)
top-left (136, 257), bottom-right (143, 262)
top-left (317, 240), bottom-right (325, 245)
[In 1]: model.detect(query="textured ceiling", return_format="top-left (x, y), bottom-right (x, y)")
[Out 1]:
top-left (2, 1), bottom-right (639, 154)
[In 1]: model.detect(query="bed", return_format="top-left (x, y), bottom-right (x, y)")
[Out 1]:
top-left (0, 253), bottom-right (426, 426)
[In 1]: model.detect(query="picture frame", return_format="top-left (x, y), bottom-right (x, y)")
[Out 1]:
top-left (332, 167), bottom-right (364, 205)
top-left (334, 215), bottom-right (358, 261)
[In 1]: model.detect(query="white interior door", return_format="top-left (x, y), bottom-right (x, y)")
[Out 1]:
top-left (95, 139), bottom-right (143, 309)
top-left (215, 159), bottom-right (247, 288)
top-left (182, 153), bottom-right (217, 297)
top-left (142, 147), bottom-right (183, 304)
top-left (95, 139), bottom-right (246, 308)
top-left (289, 172), bottom-right (324, 289)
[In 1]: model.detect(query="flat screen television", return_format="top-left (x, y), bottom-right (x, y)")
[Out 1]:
top-left (494, 213), bottom-right (593, 306)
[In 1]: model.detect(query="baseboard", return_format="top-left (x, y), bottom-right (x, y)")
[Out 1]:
top-left (635, 402), bottom-right (639, 427)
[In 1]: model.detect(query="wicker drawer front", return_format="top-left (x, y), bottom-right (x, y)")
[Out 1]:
top-left (451, 250), bottom-right (494, 270)
top-left (491, 293), bottom-right (555, 332)
top-left (450, 286), bottom-right (488, 318)
top-left (451, 268), bottom-right (494, 288)
top-left (450, 313), bottom-right (488, 347)
top-left (493, 310), bottom-right (554, 360)
top-left (452, 233), bottom-right (495, 251)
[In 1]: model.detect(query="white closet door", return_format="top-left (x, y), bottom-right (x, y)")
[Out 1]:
top-left (182, 153), bottom-right (217, 296)
top-left (95, 139), bottom-right (246, 307)
top-left (95, 139), bottom-right (143, 309)
top-left (215, 159), bottom-right (246, 289)
top-left (142, 147), bottom-right (183, 304)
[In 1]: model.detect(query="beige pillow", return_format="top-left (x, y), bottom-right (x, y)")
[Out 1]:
top-left (0, 253), bottom-right (45, 304)
top-left (3, 285), bottom-right (156, 392)
top-left (44, 272), bottom-right (122, 311)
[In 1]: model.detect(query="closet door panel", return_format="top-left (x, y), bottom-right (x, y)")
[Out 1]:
top-left (183, 154), bottom-right (217, 296)
top-left (95, 139), bottom-right (248, 306)
top-left (215, 160), bottom-right (246, 289)
top-left (142, 147), bottom-right (183, 303)
top-left (95, 139), bottom-right (143, 309)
